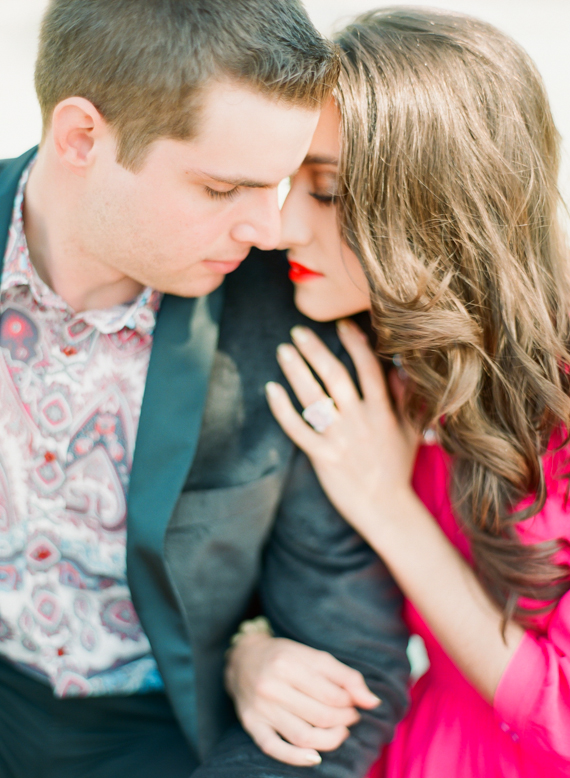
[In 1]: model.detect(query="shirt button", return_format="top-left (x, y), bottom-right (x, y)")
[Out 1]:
top-left (61, 346), bottom-right (77, 356)
top-left (500, 721), bottom-right (510, 733)
top-left (511, 732), bottom-right (520, 743)
top-left (44, 451), bottom-right (56, 463)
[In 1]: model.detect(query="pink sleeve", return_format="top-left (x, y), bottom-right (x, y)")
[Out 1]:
top-left (494, 586), bottom-right (570, 759)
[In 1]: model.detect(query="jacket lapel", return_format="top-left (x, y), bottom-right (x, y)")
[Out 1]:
top-left (126, 286), bottom-right (224, 748)
top-left (0, 148), bottom-right (38, 272)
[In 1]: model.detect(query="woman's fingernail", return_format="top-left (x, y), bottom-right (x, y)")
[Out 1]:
top-left (277, 344), bottom-right (294, 362)
top-left (291, 326), bottom-right (309, 343)
top-left (305, 752), bottom-right (322, 765)
top-left (338, 319), bottom-right (367, 341)
top-left (368, 694), bottom-right (382, 707)
top-left (265, 382), bottom-right (280, 398)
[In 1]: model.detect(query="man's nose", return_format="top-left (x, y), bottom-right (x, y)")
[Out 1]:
top-left (277, 186), bottom-right (311, 250)
top-left (231, 190), bottom-right (282, 251)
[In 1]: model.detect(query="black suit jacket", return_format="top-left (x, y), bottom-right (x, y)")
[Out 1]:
top-left (0, 151), bottom-right (409, 778)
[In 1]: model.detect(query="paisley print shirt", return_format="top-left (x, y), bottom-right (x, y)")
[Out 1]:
top-left (0, 161), bottom-right (165, 697)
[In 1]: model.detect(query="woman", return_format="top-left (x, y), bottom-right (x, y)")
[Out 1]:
top-left (225, 7), bottom-right (570, 777)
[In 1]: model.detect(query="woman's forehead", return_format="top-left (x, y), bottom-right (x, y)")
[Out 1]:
top-left (305, 99), bottom-right (341, 162)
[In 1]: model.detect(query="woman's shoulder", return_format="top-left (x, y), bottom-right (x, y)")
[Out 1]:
top-left (412, 434), bottom-right (570, 555)
top-left (412, 443), bottom-right (472, 559)
top-left (517, 433), bottom-right (570, 548)
top-left (412, 443), bottom-right (450, 503)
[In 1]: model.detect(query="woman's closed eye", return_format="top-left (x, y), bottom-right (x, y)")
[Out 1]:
top-left (309, 191), bottom-right (338, 206)
top-left (307, 169), bottom-right (339, 206)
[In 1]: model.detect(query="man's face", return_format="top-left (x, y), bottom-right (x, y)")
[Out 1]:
top-left (83, 82), bottom-right (320, 297)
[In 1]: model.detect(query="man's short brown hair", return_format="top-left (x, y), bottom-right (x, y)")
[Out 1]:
top-left (35, 0), bottom-right (339, 169)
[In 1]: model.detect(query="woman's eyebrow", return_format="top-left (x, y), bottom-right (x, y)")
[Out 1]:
top-left (303, 154), bottom-right (339, 166)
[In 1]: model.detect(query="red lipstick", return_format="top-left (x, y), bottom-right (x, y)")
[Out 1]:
top-left (288, 259), bottom-right (324, 283)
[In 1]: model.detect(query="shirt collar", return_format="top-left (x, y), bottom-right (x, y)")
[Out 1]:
top-left (1, 158), bottom-right (162, 336)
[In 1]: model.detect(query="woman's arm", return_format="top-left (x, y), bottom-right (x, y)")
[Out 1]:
top-left (360, 488), bottom-right (524, 700)
top-left (265, 320), bottom-right (524, 703)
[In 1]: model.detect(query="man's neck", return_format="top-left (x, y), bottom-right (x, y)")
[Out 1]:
top-left (22, 153), bottom-right (144, 313)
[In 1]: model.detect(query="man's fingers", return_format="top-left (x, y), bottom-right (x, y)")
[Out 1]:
top-left (248, 719), bottom-right (322, 767)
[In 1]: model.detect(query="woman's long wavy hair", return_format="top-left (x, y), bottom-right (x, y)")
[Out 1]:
top-left (334, 7), bottom-right (570, 622)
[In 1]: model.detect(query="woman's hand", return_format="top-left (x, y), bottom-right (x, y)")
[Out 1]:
top-left (265, 320), bottom-right (419, 541)
top-left (266, 321), bottom-right (526, 703)
top-left (225, 632), bottom-right (381, 767)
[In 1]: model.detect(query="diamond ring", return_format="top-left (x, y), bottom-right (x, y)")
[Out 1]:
top-left (302, 397), bottom-right (336, 433)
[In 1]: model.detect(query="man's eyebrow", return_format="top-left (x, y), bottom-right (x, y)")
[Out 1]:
top-left (193, 170), bottom-right (273, 188)
top-left (303, 154), bottom-right (339, 166)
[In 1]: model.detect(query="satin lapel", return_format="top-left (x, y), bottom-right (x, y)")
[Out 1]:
top-left (126, 285), bottom-right (224, 747)
top-left (0, 149), bottom-right (38, 272)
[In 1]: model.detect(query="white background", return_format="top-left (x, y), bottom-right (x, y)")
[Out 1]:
top-left (1, 1), bottom-right (568, 203)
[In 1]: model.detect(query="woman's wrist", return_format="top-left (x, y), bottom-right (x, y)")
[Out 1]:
top-left (350, 485), bottom-right (424, 551)
top-left (355, 488), bottom-right (456, 587)
top-left (225, 626), bottom-right (274, 698)
top-left (229, 615), bottom-right (274, 649)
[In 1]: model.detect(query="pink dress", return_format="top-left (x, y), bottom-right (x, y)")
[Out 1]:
top-left (369, 437), bottom-right (570, 778)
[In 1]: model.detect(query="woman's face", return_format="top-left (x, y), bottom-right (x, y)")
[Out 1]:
top-left (278, 99), bottom-right (371, 322)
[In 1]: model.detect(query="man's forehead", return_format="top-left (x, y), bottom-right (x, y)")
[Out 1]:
top-left (174, 81), bottom-right (321, 186)
top-left (197, 80), bottom-right (320, 141)
top-left (200, 78), bottom-right (304, 115)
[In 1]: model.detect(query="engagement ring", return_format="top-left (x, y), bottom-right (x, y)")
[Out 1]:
top-left (302, 397), bottom-right (336, 433)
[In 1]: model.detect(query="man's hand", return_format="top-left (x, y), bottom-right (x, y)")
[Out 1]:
top-left (225, 633), bottom-right (381, 767)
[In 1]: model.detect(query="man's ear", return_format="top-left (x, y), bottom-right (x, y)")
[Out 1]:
top-left (50, 97), bottom-right (110, 176)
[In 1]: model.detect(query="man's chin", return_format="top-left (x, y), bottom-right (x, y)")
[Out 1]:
top-left (164, 272), bottom-right (227, 299)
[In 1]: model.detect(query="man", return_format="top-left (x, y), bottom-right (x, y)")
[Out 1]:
top-left (0, 1), bottom-right (409, 776)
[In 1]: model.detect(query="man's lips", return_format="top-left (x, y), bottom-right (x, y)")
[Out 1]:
top-left (202, 257), bottom-right (247, 274)
top-left (288, 259), bottom-right (324, 283)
